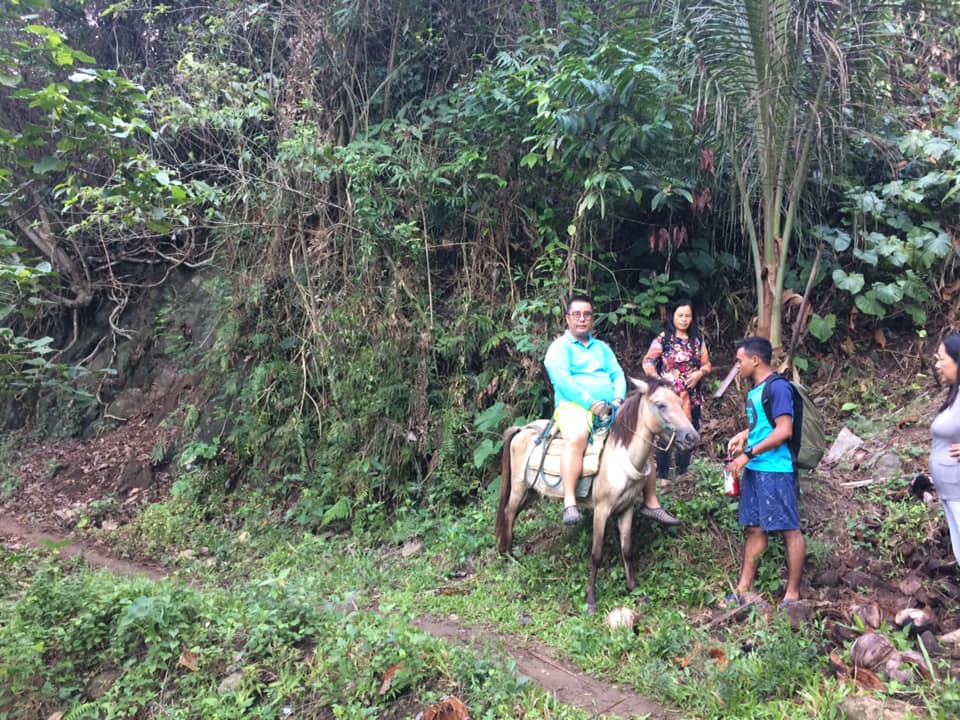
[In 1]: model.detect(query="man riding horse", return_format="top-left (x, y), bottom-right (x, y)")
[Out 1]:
top-left (544, 295), bottom-right (679, 527)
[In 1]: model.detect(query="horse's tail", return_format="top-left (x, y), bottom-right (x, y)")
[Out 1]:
top-left (495, 426), bottom-right (523, 553)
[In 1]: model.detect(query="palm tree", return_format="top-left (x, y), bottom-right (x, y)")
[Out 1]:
top-left (665, 0), bottom-right (886, 347)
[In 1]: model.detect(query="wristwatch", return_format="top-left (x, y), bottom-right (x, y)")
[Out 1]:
top-left (743, 446), bottom-right (756, 459)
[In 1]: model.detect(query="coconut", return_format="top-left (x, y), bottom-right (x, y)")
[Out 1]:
top-left (849, 603), bottom-right (881, 629)
top-left (850, 633), bottom-right (896, 670)
top-left (894, 608), bottom-right (933, 634)
top-left (884, 653), bottom-right (913, 684)
top-left (606, 606), bottom-right (638, 629)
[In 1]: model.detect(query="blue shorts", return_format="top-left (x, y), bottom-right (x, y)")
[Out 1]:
top-left (738, 469), bottom-right (799, 532)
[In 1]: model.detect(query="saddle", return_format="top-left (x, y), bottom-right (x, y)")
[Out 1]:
top-left (521, 421), bottom-right (608, 500)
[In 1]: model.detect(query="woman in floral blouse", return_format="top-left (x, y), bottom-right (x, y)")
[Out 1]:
top-left (642, 299), bottom-right (711, 484)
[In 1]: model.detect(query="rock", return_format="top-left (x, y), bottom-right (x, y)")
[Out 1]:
top-left (830, 622), bottom-right (858, 644)
top-left (119, 460), bottom-right (154, 492)
top-left (873, 452), bottom-right (903, 480)
top-left (105, 388), bottom-right (145, 420)
top-left (897, 575), bottom-right (923, 597)
top-left (100, 520), bottom-right (119, 532)
top-left (177, 549), bottom-right (195, 561)
top-left (813, 569), bottom-right (840, 587)
top-left (85, 669), bottom-right (121, 699)
top-left (824, 427), bottom-right (864, 465)
top-left (839, 694), bottom-right (914, 720)
top-left (919, 630), bottom-right (940, 656)
top-left (218, 671), bottom-right (244, 694)
top-left (53, 508), bottom-right (77, 524)
top-left (842, 570), bottom-right (875, 591)
top-left (400, 539), bottom-right (424, 558)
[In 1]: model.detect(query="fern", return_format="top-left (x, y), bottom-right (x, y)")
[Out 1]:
top-left (64, 702), bottom-right (100, 720)
top-left (321, 496), bottom-right (353, 526)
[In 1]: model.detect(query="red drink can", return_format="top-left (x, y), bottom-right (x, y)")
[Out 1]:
top-left (723, 460), bottom-right (740, 497)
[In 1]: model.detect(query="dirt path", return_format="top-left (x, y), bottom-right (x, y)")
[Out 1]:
top-left (0, 514), bottom-right (668, 719)
top-left (0, 515), bottom-right (166, 581)
top-left (414, 615), bottom-right (671, 719)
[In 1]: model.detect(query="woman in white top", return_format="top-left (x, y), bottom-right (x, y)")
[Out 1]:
top-left (932, 334), bottom-right (960, 644)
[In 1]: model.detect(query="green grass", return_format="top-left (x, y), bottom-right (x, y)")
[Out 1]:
top-left (2, 466), bottom-right (959, 719)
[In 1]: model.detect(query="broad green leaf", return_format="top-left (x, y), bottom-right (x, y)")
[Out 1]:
top-left (821, 226), bottom-right (851, 252)
top-left (904, 303), bottom-right (927, 324)
top-left (32, 155), bottom-right (65, 174)
top-left (0, 73), bottom-right (20, 88)
top-left (832, 269), bottom-right (864, 294)
top-left (519, 152), bottom-right (540, 169)
top-left (854, 191), bottom-right (884, 216)
top-left (854, 292), bottom-right (885, 317)
top-left (807, 313), bottom-right (836, 342)
top-left (68, 70), bottom-right (97, 83)
top-left (852, 248), bottom-right (878, 266)
top-left (871, 282), bottom-right (903, 305)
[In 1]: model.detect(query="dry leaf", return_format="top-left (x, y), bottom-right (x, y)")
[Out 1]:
top-left (828, 651), bottom-right (850, 679)
top-left (942, 279), bottom-right (960, 301)
top-left (841, 338), bottom-right (856, 356)
top-left (421, 695), bottom-right (469, 720)
top-left (708, 647), bottom-right (728, 669)
top-left (178, 649), bottom-right (199, 672)
top-left (897, 415), bottom-right (919, 428)
top-left (873, 329), bottom-right (887, 349)
top-left (673, 655), bottom-right (691, 668)
top-left (378, 663), bottom-right (403, 695)
top-left (434, 587), bottom-right (470, 596)
top-left (852, 666), bottom-right (887, 692)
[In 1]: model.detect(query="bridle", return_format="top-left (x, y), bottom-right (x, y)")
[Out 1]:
top-left (640, 394), bottom-right (678, 453)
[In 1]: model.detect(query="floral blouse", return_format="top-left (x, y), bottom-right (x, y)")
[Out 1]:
top-left (642, 334), bottom-right (711, 408)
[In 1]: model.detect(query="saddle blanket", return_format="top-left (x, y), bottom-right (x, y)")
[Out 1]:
top-left (520, 422), bottom-right (650, 500)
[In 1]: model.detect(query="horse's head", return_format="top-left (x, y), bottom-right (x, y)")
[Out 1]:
top-left (625, 377), bottom-right (700, 452)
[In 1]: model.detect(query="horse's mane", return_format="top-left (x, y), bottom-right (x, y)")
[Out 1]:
top-left (608, 376), bottom-right (676, 446)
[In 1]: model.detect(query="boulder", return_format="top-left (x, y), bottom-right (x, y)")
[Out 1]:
top-left (839, 694), bottom-right (913, 720)
top-left (824, 427), bottom-right (864, 465)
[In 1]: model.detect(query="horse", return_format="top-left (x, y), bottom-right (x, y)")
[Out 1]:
top-left (495, 377), bottom-right (700, 613)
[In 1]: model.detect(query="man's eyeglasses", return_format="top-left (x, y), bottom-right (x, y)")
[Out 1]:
top-left (568, 311), bottom-right (593, 320)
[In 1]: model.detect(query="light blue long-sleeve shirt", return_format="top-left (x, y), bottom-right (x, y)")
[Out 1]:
top-left (544, 331), bottom-right (627, 410)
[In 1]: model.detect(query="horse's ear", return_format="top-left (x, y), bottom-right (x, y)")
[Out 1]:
top-left (629, 376), bottom-right (651, 395)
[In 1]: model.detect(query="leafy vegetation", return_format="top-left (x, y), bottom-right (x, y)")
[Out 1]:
top-left (2, 0), bottom-right (960, 717)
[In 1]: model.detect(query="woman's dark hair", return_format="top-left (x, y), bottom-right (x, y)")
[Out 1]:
top-left (940, 333), bottom-right (960, 412)
top-left (663, 298), bottom-right (700, 345)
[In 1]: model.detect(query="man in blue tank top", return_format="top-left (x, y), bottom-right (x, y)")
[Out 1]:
top-left (722, 336), bottom-right (805, 608)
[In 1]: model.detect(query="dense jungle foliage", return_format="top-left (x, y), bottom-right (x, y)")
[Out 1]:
top-left (1, 0), bottom-right (959, 525)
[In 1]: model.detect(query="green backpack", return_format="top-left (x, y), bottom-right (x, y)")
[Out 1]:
top-left (761, 374), bottom-right (826, 470)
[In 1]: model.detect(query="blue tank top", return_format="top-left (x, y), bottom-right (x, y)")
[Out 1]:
top-left (745, 377), bottom-right (794, 472)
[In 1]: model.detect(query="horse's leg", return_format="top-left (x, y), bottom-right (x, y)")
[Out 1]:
top-left (617, 509), bottom-right (636, 594)
top-left (587, 503), bottom-right (611, 614)
top-left (496, 427), bottom-right (523, 554)
top-left (501, 480), bottom-right (528, 555)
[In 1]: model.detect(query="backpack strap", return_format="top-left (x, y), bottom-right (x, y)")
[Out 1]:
top-left (758, 372), bottom-right (785, 428)
top-left (759, 373), bottom-right (802, 476)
